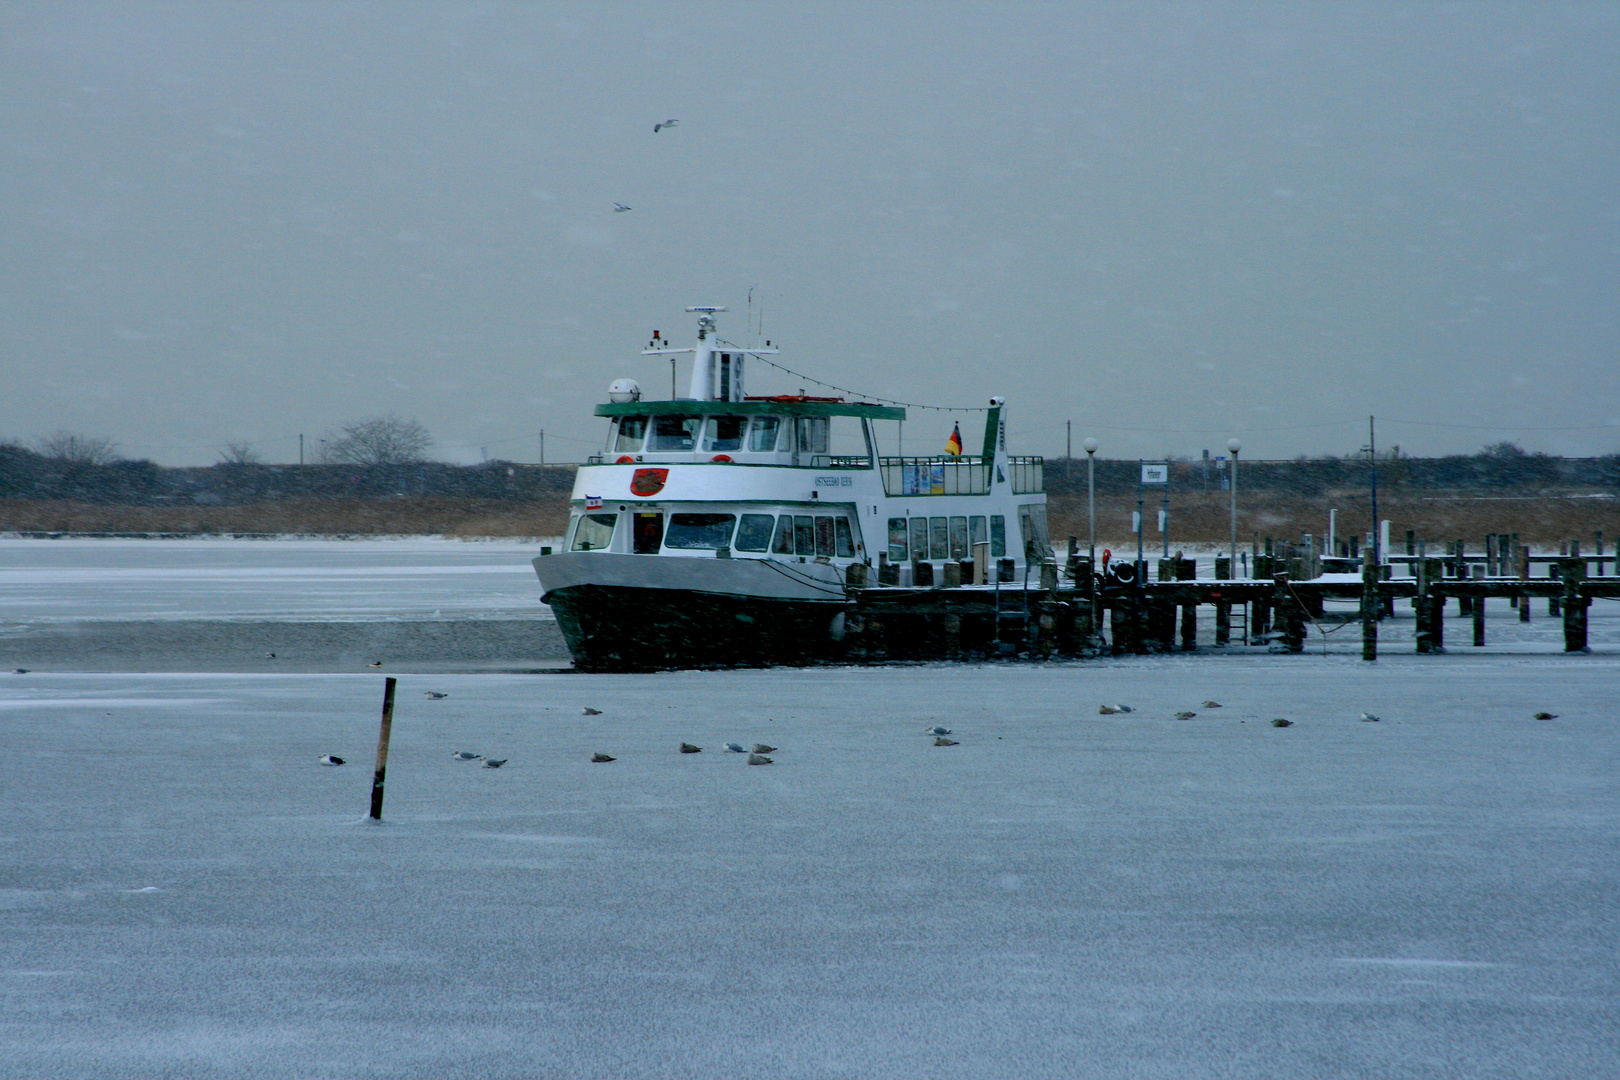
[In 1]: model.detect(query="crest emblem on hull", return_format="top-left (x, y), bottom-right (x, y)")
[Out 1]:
top-left (630, 468), bottom-right (669, 496)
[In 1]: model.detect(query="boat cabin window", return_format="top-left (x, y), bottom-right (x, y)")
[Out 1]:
top-left (1020, 505), bottom-right (1052, 559)
top-left (612, 416), bottom-right (647, 453)
top-left (888, 517), bottom-right (908, 562)
top-left (665, 513), bottom-right (736, 549)
top-left (633, 512), bottom-right (664, 554)
top-left (814, 516), bottom-right (836, 557)
top-left (929, 517), bottom-right (949, 560)
top-left (735, 513), bottom-right (775, 552)
top-left (771, 514), bottom-right (794, 554)
top-left (748, 416), bottom-right (784, 452)
top-left (970, 516), bottom-right (987, 554)
top-left (701, 416), bottom-right (746, 453)
top-left (794, 515), bottom-right (816, 555)
top-left (990, 514), bottom-right (1007, 558)
top-left (796, 417), bottom-right (829, 455)
top-left (908, 517), bottom-right (928, 561)
top-left (834, 518), bottom-right (856, 558)
top-left (648, 415), bottom-right (700, 451)
top-left (949, 516), bottom-right (968, 560)
top-left (571, 512), bottom-right (617, 552)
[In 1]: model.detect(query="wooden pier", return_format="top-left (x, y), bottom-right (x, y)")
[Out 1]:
top-left (839, 546), bottom-right (1619, 660)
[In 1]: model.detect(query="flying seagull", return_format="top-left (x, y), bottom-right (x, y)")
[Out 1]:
top-left (582, 707), bottom-right (603, 716)
top-left (613, 203), bottom-right (632, 213)
top-left (747, 752), bottom-right (773, 765)
top-left (679, 742), bottom-right (703, 754)
top-left (653, 119), bottom-right (678, 133)
top-left (425, 691), bottom-right (448, 699)
top-left (482, 758), bottom-right (507, 769)
top-left (451, 751), bottom-right (482, 761)
top-left (319, 754), bottom-right (345, 766)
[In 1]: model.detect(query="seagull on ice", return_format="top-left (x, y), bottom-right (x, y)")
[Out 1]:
top-left (425, 691), bottom-right (448, 699)
top-left (1360, 712), bottom-right (1381, 722)
top-left (367, 661), bottom-right (382, 668)
top-left (934, 736), bottom-right (959, 746)
top-left (12, 668), bottom-right (28, 674)
top-left (724, 742), bottom-right (746, 753)
top-left (613, 203), bottom-right (632, 213)
top-left (679, 742), bottom-right (703, 754)
top-left (319, 754), bottom-right (345, 766)
top-left (927, 726), bottom-right (952, 736)
top-left (653, 119), bottom-right (678, 133)
top-left (747, 752), bottom-right (773, 765)
top-left (482, 758), bottom-right (507, 769)
top-left (1174, 710), bottom-right (1198, 720)
top-left (1202, 700), bottom-right (1222, 708)
top-left (1271, 718), bottom-right (1293, 728)
top-left (752, 743), bottom-right (777, 754)
top-left (1534, 711), bottom-right (1557, 720)
top-left (582, 707), bottom-right (603, 716)
top-left (451, 751), bottom-right (483, 761)
top-left (591, 752), bottom-right (615, 763)
top-left (1098, 704), bottom-right (1134, 715)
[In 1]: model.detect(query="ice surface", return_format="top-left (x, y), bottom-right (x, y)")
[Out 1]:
top-left (2, 660), bottom-right (1617, 1078)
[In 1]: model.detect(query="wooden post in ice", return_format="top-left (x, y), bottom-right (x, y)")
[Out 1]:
top-left (369, 677), bottom-right (397, 821)
top-left (1472, 583), bottom-right (1486, 646)
top-left (1213, 555), bottom-right (1231, 645)
top-left (1561, 557), bottom-right (1588, 653)
top-left (1360, 545), bottom-right (1378, 661)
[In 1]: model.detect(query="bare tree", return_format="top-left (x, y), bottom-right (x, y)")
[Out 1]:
top-left (35, 431), bottom-right (121, 465)
top-left (216, 441), bottom-right (261, 465)
top-left (319, 414), bottom-right (433, 465)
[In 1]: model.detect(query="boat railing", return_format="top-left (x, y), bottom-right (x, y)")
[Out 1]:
top-left (1008, 456), bottom-right (1044, 494)
top-left (878, 456), bottom-right (992, 496)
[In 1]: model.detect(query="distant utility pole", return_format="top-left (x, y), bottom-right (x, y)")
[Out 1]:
top-left (299, 434), bottom-right (304, 466)
top-left (1066, 421), bottom-right (1072, 479)
top-left (539, 429), bottom-right (545, 466)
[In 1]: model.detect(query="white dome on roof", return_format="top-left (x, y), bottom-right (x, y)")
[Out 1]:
top-left (608, 378), bottom-right (641, 403)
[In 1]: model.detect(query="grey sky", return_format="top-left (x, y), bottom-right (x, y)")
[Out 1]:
top-left (2, 2), bottom-right (1615, 465)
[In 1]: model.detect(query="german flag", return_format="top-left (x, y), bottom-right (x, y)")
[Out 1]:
top-left (944, 422), bottom-right (963, 456)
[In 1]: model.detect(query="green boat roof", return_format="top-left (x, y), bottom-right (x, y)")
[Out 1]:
top-left (595, 398), bottom-right (906, 421)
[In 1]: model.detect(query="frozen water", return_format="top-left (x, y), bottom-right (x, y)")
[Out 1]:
top-left (0, 538), bottom-right (1616, 1077)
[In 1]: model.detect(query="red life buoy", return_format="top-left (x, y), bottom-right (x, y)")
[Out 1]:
top-left (615, 455), bottom-right (634, 464)
top-left (711, 454), bottom-right (733, 463)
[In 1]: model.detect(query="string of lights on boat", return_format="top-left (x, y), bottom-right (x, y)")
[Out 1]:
top-left (716, 339), bottom-right (991, 414)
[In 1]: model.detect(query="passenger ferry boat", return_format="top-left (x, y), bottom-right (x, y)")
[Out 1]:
top-left (534, 306), bottom-right (1051, 670)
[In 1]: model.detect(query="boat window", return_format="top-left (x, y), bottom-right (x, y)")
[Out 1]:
top-left (1024, 504), bottom-right (1052, 559)
top-left (571, 512), bottom-right (617, 552)
top-left (648, 415), bottom-right (700, 451)
top-left (835, 517), bottom-right (856, 558)
top-left (970, 516), bottom-right (987, 555)
top-left (815, 516), bottom-right (835, 557)
top-left (701, 416), bottom-right (746, 453)
top-left (612, 416), bottom-right (647, 452)
top-left (794, 515), bottom-right (816, 556)
top-left (990, 515), bottom-right (1006, 558)
top-left (665, 513), bottom-right (736, 549)
top-left (929, 517), bottom-right (949, 560)
top-left (633, 512), bottom-right (664, 554)
top-left (748, 416), bottom-right (783, 452)
top-left (796, 417), bottom-right (829, 455)
top-left (949, 516), bottom-right (968, 560)
top-left (771, 514), bottom-right (795, 554)
top-left (908, 517), bottom-right (928, 561)
top-left (887, 518), bottom-right (908, 562)
top-left (735, 513), bottom-right (775, 552)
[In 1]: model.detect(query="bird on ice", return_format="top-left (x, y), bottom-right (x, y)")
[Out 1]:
top-left (591, 752), bottom-right (616, 763)
top-left (934, 736), bottom-right (959, 746)
top-left (679, 742), bottom-right (703, 754)
top-left (724, 742), bottom-right (746, 753)
top-left (582, 707), bottom-right (603, 716)
top-left (451, 751), bottom-right (483, 761)
top-left (482, 758), bottom-right (507, 769)
top-left (1271, 718), bottom-right (1293, 728)
top-left (927, 726), bottom-right (952, 735)
top-left (653, 119), bottom-right (678, 133)
top-left (367, 661), bottom-right (382, 668)
top-left (1202, 700), bottom-right (1222, 708)
top-left (746, 752), bottom-right (772, 765)
top-left (752, 743), bottom-right (777, 754)
top-left (425, 691), bottom-right (448, 699)
top-left (613, 203), bottom-right (632, 213)
top-left (318, 754), bottom-right (345, 766)
top-left (1534, 711), bottom-right (1557, 720)
top-left (12, 668), bottom-right (28, 674)
top-left (1174, 711), bottom-right (1198, 720)
top-left (1360, 712), bottom-right (1381, 722)
top-left (1098, 704), bottom-right (1133, 715)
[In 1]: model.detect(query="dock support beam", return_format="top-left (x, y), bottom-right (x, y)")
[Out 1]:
top-left (1361, 548), bottom-right (1379, 661)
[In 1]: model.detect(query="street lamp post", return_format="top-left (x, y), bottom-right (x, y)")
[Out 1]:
top-left (1227, 438), bottom-right (1242, 579)
top-left (1083, 437), bottom-right (1098, 568)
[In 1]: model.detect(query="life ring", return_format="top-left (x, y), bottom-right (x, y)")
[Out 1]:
top-left (711, 454), bottom-right (733, 463)
top-left (615, 455), bottom-right (634, 464)
top-left (1110, 561), bottom-right (1137, 585)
